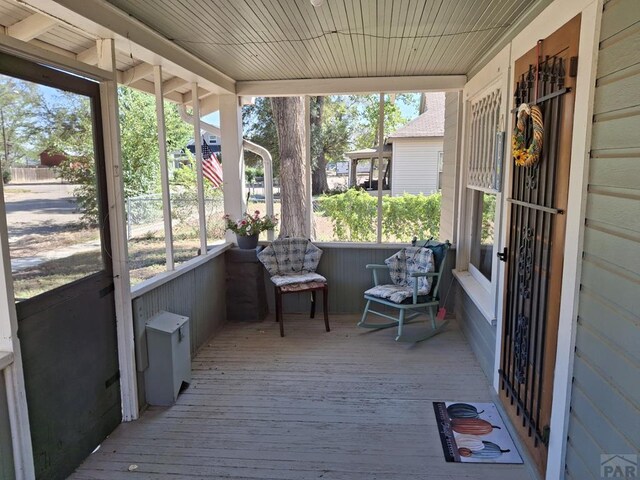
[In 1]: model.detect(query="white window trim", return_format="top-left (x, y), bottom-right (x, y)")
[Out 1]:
top-left (453, 269), bottom-right (496, 325)
top-left (455, 56), bottom-right (510, 326)
top-left (468, 263), bottom-right (491, 292)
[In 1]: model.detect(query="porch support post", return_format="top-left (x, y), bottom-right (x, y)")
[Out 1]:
top-left (0, 186), bottom-right (34, 479)
top-left (376, 93), bottom-right (384, 243)
top-left (153, 65), bottom-right (174, 270)
top-left (97, 38), bottom-right (139, 421)
top-left (304, 96), bottom-right (312, 238)
top-left (219, 95), bottom-right (245, 243)
top-left (191, 83), bottom-right (208, 255)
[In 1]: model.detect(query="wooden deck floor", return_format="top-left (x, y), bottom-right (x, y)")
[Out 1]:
top-left (70, 315), bottom-right (535, 480)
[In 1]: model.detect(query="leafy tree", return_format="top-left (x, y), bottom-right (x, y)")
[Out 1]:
top-left (0, 77), bottom-right (41, 173)
top-left (52, 86), bottom-right (192, 224)
top-left (244, 96), bottom-right (352, 195)
top-left (118, 87), bottom-right (191, 198)
top-left (310, 96), bottom-right (351, 194)
top-left (350, 94), bottom-right (418, 149)
top-left (243, 97), bottom-right (279, 172)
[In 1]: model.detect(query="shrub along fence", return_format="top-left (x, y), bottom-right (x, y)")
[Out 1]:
top-left (319, 189), bottom-right (442, 242)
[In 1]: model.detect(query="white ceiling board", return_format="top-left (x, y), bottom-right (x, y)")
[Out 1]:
top-left (38, 25), bottom-right (93, 53)
top-left (0, 0), bottom-right (32, 26)
top-left (3, 0), bottom-right (551, 90)
top-left (110, 0), bottom-right (537, 82)
top-left (21, 0), bottom-right (236, 93)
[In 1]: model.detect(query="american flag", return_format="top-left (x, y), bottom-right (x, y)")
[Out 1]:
top-left (201, 140), bottom-right (223, 188)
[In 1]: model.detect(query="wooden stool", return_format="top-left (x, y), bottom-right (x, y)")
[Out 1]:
top-left (275, 281), bottom-right (330, 337)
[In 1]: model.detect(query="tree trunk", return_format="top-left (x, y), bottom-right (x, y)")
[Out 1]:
top-left (419, 93), bottom-right (427, 114)
top-left (312, 149), bottom-right (328, 195)
top-left (270, 96), bottom-right (307, 238)
top-left (311, 96), bottom-right (329, 195)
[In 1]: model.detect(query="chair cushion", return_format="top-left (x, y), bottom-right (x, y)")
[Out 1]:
top-left (365, 284), bottom-right (432, 304)
top-left (257, 238), bottom-right (323, 276)
top-left (279, 281), bottom-right (326, 293)
top-left (270, 272), bottom-right (327, 287)
top-left (384, 246), bottom-right (435, 294)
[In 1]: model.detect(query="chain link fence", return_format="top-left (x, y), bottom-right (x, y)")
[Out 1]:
top-left (125, 193), bottom-right (225, 240)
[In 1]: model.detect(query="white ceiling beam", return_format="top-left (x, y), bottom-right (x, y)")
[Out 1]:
top-left (0, 31), bottom-right (112, 80)
top-left (117, 62), bottom-right (155, 85)
top-left (7, 13), bottom-right (57, 41)
top-left (236, 75), bottom-right (467, 96)
top-left (181, 87), bottom-right (212, 105)
top-left (199, 95), bottom-right (220, 116)
top-left (162, 76), bottom-right (187, 94)
top-left (21, 0), bottom-right (236, 94)
top-left (76, 45), bottom-right (98, 65)
top-left (127, 78), bottom-right (183, 103)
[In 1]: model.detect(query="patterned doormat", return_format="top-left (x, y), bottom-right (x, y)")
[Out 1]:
top-left (433, 401), bottom-right (523, 464)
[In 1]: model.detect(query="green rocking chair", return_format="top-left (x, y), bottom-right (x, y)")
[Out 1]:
top-left (358, 239), bottom-right (451, 342)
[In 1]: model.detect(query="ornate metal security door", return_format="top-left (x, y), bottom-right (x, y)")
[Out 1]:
top-left (499, 15), bottom-right (580, 474)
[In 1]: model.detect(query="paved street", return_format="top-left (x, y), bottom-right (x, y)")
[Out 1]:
top-left (3, 183), bottom-right (81, 238)
top-left (2, 183), bottom-right (99, 271)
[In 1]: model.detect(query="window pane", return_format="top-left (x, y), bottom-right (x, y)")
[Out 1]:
top-left (470, 191), bottom-right (496, 281)
top-left (242, 93), bottom-right (445, 243)
top-left (1, 74), bottom-right (103, 301)
top-left (119, 87), bottom-right (166, 285)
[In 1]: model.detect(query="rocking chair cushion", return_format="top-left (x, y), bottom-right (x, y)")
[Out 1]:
top-left (385, 246), bottom-right (435, 294)
top-left (270, 272), bottom-right (327, 287)
top-left (364, 284), bottom-right (432, 304)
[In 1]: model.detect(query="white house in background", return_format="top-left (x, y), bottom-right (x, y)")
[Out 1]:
top-left (186, 130), bottom-right (221, 155)
top-left (387, 92), bottom-right (445, 197)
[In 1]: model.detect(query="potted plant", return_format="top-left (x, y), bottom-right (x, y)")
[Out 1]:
top-left (224, 210), bottom-right (278, 249)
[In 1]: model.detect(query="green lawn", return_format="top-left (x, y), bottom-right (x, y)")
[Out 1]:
top-left (12, 233), bottom-right (208, 301)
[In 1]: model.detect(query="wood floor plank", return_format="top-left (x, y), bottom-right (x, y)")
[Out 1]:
top-left (69, 315), bottom-right (534, 480)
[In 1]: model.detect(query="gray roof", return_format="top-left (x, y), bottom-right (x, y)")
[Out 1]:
top-left (388, 93), bottom-right (445, 139)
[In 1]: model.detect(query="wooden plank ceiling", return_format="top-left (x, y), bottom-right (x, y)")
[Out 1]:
top-left (0, 0), bottom-right (198, 101)
top-left (104, 0), bottom-right (537, 81)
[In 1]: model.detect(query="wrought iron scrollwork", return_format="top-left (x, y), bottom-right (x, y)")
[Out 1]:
top-left (517, 227), bottom-right (533, 299)
top-left (514, 314), bottom-right (530, 384)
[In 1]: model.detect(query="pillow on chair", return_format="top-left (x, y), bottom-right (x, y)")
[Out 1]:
top-left (384, 246), bottom-right (435, 294)
top-left (258, 237), bottom-right (323, 276)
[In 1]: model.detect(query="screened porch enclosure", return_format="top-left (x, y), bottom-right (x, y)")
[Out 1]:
top-left (1, 1), bottom-right (635, 480)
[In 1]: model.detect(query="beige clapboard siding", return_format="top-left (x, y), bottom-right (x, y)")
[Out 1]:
top-left (566, 0), bottom-right (640, 477)
top-left (455, 288), bottom-right (496, 382)
top-left (440, 92), bottom-right (461, 242)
